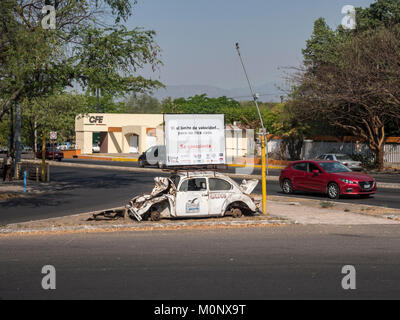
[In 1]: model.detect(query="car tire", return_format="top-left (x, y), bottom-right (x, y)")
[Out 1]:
top-left (150, 211), bottom-right (161, 221)
top-left (138, 159), bottom-right (144, 168)
top-left (282, 179), bottom-right (293, 194)
top-left (327, 183), bottom-right (340, 199)
top-left (231, 208), bottom-right (243, 218)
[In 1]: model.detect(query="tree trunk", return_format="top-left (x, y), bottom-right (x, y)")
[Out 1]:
top-left (377, 145), bottom-right (385, 170)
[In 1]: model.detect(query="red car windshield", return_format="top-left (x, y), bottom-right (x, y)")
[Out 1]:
top-left (318, 162), bottom-right (352, 173)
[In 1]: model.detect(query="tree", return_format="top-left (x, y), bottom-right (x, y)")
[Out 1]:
top-left (271, 102), bottom-right (309, 160)
top-left (0, 0), bottom-right (163, 121)
top-left (123, 93), bottom-right (161, 113)
top-left (289, 0), bottom-right (400, 169)
top-left (161, 94), bottom-right (277, 131)
top-left (22, 93), bottom-right (91, 149)
top-left (294, 26), bottom-right (400, 168)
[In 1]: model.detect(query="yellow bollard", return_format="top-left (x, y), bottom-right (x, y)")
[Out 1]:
top-left (261, 134), bottom-right (267, 215)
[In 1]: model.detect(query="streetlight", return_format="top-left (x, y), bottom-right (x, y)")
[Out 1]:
top-left (235, 42), bottom-right (268, 215)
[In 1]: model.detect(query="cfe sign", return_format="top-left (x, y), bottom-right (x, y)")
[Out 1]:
top-left (50, 131), bottom-right (57, 140)
top-left (164, 114), bottom-right (226, 166)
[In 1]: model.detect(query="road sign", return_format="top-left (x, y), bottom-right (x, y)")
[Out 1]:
top-left (50, 131), bottom-right (57, 140)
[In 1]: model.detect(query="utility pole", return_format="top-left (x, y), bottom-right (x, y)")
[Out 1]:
top-left (235, 42), bottom-right (268, 215)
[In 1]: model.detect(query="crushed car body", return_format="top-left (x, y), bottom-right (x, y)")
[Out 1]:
top-left (127, 171), bottom-right (260, 221)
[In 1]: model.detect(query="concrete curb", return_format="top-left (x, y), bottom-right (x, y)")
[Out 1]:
top-left (0, 219), bottom-right (292, 236)
top-left (17, 159), bottom-right (400, 189)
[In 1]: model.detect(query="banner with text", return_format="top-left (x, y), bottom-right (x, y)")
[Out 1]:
top-left (164, 114), bottom-right (226, 166)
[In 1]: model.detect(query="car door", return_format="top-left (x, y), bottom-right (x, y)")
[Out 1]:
top-left (208, 178), bottom-right (234, 215)
top-left (176, 178), bottom-right (209, 217)
top-left (291, 162), bottom-right (308, 190)
top-left (306, 162), bottom-right (326, 192)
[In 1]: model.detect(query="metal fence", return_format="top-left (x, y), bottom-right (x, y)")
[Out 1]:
top-left (384, 144), bottom-right (400, 164)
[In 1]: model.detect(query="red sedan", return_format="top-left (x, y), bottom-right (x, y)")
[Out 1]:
top-left (35, 147), bottom-right (64, 161)
top-left (279, 160), bottom-right (376, 199)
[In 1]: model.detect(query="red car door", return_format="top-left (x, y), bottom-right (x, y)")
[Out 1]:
top-left (290, 162), bottom-right (308, 190)
top-left (306, 162), bottom-right (326, 192)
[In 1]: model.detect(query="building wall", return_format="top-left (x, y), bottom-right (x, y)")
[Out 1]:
top-left (75, 113), bottom-right (164, 154)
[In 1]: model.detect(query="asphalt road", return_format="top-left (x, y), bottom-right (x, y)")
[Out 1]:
top-left (1, 166), bottom-right (400, 225)
top-left (1, 225), bottom-right (399, 300)
top-left (62, 158), bottom-right (400, 183)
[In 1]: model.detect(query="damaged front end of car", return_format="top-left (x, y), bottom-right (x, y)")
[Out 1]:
top-left (127, 177), bottom-right (176, 221)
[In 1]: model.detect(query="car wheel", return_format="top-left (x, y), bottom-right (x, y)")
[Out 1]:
top-left (150, 211), bottom-right (161, 221)
top-left (327, 183), bottom-right (340, 199)
top-left (231, 208), bottom-right (243, 218)
top-left (282, 179), bottom-right (293, 194)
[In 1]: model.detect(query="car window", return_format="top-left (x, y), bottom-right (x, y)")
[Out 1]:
top-left (292, 163), bottom-right (308, 172)
top-left (326, 155), bottom-right (334, 160)
top-left (209, 178), bottom-right (232, 191)
top-left (309, 163), bottom-right (322, 173)
top-left (318, 162), bottom-right (352, 173)
top-left (336, 155), bottom-right (352, 161)
top-left (146, 146), bottom-right (155, 154)
top-left (179, 178), bottom-right (207, 192)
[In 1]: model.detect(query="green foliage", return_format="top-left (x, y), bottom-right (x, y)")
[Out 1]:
top-left (86, 94), bottom-right (125, 113)
top-left (0, 0), bottom-right (163, 122)
top-left (161, 94), bottom-right (277, 130)
top-left (122, 93), bottom-right (161, 114)
top-left (22, 93), bottom-right (91, 146)
top-left (357, 0), bottom-right (400, 30)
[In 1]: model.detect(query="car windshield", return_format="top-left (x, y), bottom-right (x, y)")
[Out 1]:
top-left (318, 162), bottom-right (352, 173)
top-left (335, 155), bottom-right (353, 161)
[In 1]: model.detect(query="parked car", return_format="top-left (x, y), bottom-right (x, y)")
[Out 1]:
top-left (22, 146), bottom-right (32, 153)
top-left (317, 154), bottom-right (362, 171)
top-left (0, 146), bottom-right (8, 153)
top-left (279, 160), bottom-right (376, 199)
top-left (92, 144), bottom-right (100, 153)
top-left (35, 146), bottom-right (64, 161)
top-left (127, 171), bottom-right (260, 221)
top-left (138, 145), bottom-right (166, 169)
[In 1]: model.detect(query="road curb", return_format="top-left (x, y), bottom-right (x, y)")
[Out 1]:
top-left (0, 219), bottom-right (292, 236)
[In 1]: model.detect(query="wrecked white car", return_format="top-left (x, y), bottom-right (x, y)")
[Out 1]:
top-left (127, 171), bottom-right (259, 221)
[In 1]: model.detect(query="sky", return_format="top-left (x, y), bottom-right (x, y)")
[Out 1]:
top-left (125, 0), bottom-right (375, 91)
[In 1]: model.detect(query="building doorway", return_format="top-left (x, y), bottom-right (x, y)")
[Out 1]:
top-left (129, 134), bottom-right (139, 153)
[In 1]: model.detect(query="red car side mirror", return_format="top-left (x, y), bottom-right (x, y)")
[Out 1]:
top-left (312, 170), bottom-right (320, 175)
